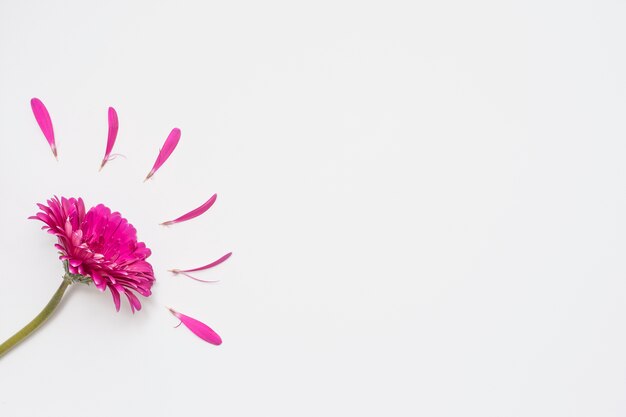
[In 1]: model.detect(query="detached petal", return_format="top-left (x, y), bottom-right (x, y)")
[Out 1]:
top-left (30, 98), bottom-right (57, 158)
top-left (100, 107), bottom-right (119, 170)
top-left (168, 307), bottom-right (222, 345)
top-left (170, 252), bottom-right (233, 282)
top-left (144, 128), bottom-right (181, 181)
top-left (160, 194), bottom-right (217, 226)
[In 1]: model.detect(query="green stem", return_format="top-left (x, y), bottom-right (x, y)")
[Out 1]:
top-left (0, 278), bottom-right (71, 358)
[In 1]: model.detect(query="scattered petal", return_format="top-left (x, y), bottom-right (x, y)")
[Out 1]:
top-left (100, 107), bottom-right (119, 170)
top-left (144, 128), bottom-right (181, 181)
top-left (160, 194), bottom-right (217, 226)
top-left (170, 252), bottom-right (232, 282)
top-left (30, 98), bottom-right (57, 159)
top-left (168, 307), bottom-right (222, 345)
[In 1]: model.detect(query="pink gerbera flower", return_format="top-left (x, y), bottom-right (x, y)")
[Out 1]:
top-left (30, 196), bottom-right (155, 312)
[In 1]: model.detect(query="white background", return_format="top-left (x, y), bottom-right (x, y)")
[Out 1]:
top-left (1, 1), bottom-right (625, 415)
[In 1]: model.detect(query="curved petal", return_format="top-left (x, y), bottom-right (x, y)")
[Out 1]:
top-left (145, 128), bottom-right (181, 181)
top-left (100, 107), bottom-right (119, 170)
top-left (160, 194), bottom-right (217, 226)
top-left (168, 307), bottom-right (222, 345)
top-left (30, 98), bottom-right (57, 158)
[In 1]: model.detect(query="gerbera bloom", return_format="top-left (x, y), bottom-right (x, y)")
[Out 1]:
top-left (30, 196), bottom-right (155, 312)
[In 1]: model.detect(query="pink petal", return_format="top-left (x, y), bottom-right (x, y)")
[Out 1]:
top-left (100, 107), bottom-right (119, 170)
top-left (91, 270), bottom-right (106, 291)
top-left (144, 128), bottom-right (181, 181)
top-left (109, 285), bottom-right (121, 312)
top-left (160, 194), bottom-right (217, 226)
top-left (168, 307), bottom-right (222, 345)
top-left (30, 98), bottom-right (57, 158)
top-left (171, 252), bottom-right (233, 282)
top-left (125, 290), bottom-right (142, 313)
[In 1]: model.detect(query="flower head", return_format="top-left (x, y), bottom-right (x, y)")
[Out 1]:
top-left (30, 196), bottom-right (155, 312)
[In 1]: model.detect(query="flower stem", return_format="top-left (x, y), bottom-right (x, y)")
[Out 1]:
top-left (0, 278), bottom-right (71, 358)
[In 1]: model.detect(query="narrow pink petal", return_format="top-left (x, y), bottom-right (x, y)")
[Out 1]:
top-left (91, 270), bottom-right (106, 291)
top-left (125, 291), bottom-right (142, 313)
top-left (160, 194), bottom-right (217, 226)
top-left (168, 308), bottom-right (222, 345)
top-left (144, 128), bottom-right (181, 181)
top-left (30, 98), bottom-right (57, 158)
top-left (100, 107), bottom-right (119, 170)
top-left (109, 286), bottom-right (121, 312)
top-left (171, 252), bottom-right (232, 274)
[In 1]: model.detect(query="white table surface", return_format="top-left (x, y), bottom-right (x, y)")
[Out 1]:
top-left (1, 1), bottom-right (625, 416)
